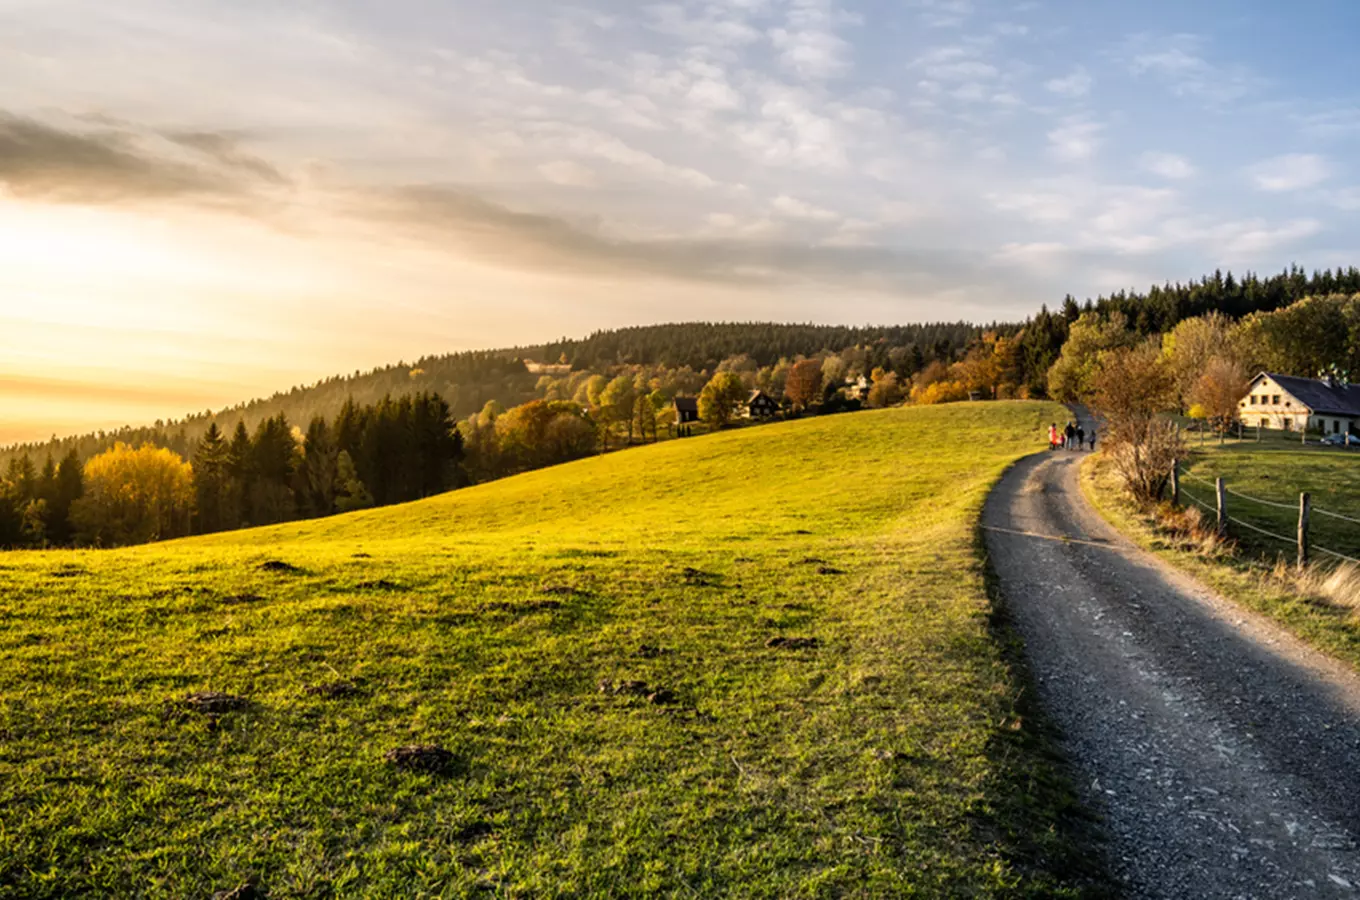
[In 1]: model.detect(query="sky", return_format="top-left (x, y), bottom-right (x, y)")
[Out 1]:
top-left (3, 0), bottom-right (1360, 443)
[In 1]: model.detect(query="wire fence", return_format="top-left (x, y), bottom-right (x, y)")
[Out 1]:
top-left (1175, 463), bottom-right (1360, 566)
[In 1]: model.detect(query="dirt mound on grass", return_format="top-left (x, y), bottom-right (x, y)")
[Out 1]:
top-left (258, 560), bottom-right (301, 574)
top-left (599, 679), bottom-right (678, 705)
top-left (816, 565), bottom-right (846, 576)
top-left (175, 691), bottom-right (249, 714)
top-left (766, 636), bottom-right (821, 650)
top-left (384, 744), bottom-right (457, 775)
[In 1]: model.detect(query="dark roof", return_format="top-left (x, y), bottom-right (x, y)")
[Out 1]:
top-left (748, 389), bottom-right (775, 403)
top-left (673, 396), bottom-right (699, 413)
top-left (1258, 373), bottom-right (1360, 416)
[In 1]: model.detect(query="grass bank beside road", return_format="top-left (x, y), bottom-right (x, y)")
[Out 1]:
top-left (1082, 445), bottom-right (1360, 673)
top-left (1, 401), bottom-right (1099, 898)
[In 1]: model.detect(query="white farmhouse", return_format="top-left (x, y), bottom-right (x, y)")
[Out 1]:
top-left (1239, 372), bottom-right (1360, 435)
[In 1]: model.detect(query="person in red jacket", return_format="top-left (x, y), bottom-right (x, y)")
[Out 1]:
top-left (1048, 423), bottom-right (1059, 450)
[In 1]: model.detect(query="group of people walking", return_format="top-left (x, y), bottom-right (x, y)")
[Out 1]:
top-left (1050, 420), bottom-right (1095, 451)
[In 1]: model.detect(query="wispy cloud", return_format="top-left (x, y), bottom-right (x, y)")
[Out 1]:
top-left (1247, 153), bottom-right (1332, 192)
top-left (1045, 68), bottom-right (1092, 98)
top-left (0, 113), bottom-right (285, 205)
top-left (1120, 33), bottom-right (1260, 104)
top-left (1047, 120), bottom-right (1103, 162)
top-left (1139, 152), bottom-right (1195, 180)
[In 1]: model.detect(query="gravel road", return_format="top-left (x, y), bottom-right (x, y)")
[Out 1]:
top-left (984, 441), bottom-right (1360, 898)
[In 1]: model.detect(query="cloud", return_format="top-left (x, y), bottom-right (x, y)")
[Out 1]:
top-left (1047, 120), bottom-right (1102, 162)
top-left (1121, 33), bottom-right (1260, 104)
top-left (1139, 152), bottom-right (1195, 180)
top-left (771, 193), bottom-right (839, 221)
top-left (360, 183), bottom-right (973, 292)
top-left (0, 112), bottom-right (285, 205)
top-left (537, 160), bottom-right (598, 187)
top-left (1247, 153), bottom-right (1331, 192)
top-left (1044, 68), bottom-right (1092, 98)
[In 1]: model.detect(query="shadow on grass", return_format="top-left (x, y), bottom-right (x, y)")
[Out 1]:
top-left (973, 524), bottom-right (1118, 899)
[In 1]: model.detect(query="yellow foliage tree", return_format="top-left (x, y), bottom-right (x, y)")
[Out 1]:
top-left (71, 444), bottom-right (194, 546)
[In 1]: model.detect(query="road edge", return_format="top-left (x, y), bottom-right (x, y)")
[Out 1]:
top-left (1078, 451), bottom-right (1360, 681)
top-left (972, 450), bottom-right (1118, 899)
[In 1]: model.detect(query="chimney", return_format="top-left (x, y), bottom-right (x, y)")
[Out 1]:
top-left (1326, 373), bottom-right (1338, 389)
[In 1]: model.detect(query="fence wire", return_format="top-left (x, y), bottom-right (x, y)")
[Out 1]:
top-left (1176, 465), bottom-right (1360, 566)
top-left (1177, 464), bottom-right (1360, 530)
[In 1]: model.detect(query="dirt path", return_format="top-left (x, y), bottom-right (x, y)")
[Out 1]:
top-left (984, 440), bottom-right (1360, 898)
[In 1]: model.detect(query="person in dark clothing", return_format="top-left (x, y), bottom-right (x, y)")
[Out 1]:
top-left (1076, 424), bottom-right (1086, 449)
top-left (1064, 422), bottom-right (1076, 450)
top-left (1088, 426), bottom-right (1097, 451)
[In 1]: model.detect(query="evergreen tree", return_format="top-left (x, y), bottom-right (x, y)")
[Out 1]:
top-left (334, 451), bottom-right (373, 512)
top-left (302, 417), bottom-right (339, 516)
top-left (226, 421), bottom-right (254, 528)
top-left (191, 423), bottom-right (230, 534)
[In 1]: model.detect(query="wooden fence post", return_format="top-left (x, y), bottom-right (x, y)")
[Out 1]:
top-left (1298, 492), bottom-right (1311, 570)
top-left (1256, 423), bottom-right (1261, 443)
top-left (1171, 460), bottom-right (1180, 507)
top-left (1216, 477), bottom-right (1227, 536)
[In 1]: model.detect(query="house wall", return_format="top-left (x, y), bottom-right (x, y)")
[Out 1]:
top-left (1238, 375), bottom-right (1356, 433)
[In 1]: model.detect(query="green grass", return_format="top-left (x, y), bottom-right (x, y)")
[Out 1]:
top-left (0, 401), bottom-right (1100, 899)
top-left (1082, 450), bottom-right (1360, 672)
top-left (1174, 429), bottom-right (1360, 561)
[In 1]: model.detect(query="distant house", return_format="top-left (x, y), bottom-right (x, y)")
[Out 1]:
top-left (524, 360), bottom-right (573, 376)
top-left (745, 390), bottom-right (779, 419)
top-left (674, 396), bottom-right (699, 425)
top-left (845, 375), bottom-right (871, 402)
top-left (1238, 372), bottom-right (1360, 434)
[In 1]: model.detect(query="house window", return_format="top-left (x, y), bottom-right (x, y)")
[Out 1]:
top-left (1273, 395), bottom-right (1281, 404)
top-left (1250, 396), bottom-right (1257, 405)
top-left (1335, 420), bottom-right (1342, 434)
top-left (1260, 418), bottom-right (1268, 428)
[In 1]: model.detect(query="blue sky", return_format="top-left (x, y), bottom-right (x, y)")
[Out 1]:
top-left (2, 0), bottom-right (1360, 438)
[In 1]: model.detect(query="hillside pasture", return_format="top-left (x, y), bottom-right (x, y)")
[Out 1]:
top-left (0, 402), bottom-right (1095, 898)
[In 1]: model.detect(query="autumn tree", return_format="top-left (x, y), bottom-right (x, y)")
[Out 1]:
top-left (698, 371), bottom-right (747, 429)
top-left (784, 359), bottom-right (824, 412)
top-left (1047, 311), bottom-right (1137, 402)
top-left (1090, 342), bottom-right (1183, 504)
top-left (867, 368), bottom-right (904, 408)
top-left (1189, 357), bottom-right (1249, 439)
top-left (72, 444), bottom-right (194, 546)
top-left (1161, 313), bottom-right (1235, 411)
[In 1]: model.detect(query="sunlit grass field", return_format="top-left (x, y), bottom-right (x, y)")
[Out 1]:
top-left (1178, 432), bottom-right (1360, 561)
top-left (0, 401), bottom-right (1096, 898)
top-left (1084, 434), bottom-right (1360, 672)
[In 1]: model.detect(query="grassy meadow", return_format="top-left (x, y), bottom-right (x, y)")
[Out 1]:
top-left (1176, 430), bottom-right (1360, 561)
top-left (0, 401), bottom-right (1100, 898)
top-left (1083, 436), bottom-right (1360, 672)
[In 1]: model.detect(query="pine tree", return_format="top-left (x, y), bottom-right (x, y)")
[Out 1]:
top-left (334, 451), bottom-right (373, 512)
top-left (226, 421), bottom-right (253, 527)
top-left (302, 417), bottom-right (339, 516)
top-left (48, 450), bottom-right (84, 545)
top-left (192, 423), bottom-right (230, 534)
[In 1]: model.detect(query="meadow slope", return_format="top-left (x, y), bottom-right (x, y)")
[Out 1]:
top-left (0, 402), bottom-right (1091, 898)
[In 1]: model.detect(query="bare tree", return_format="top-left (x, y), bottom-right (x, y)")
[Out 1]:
top-left (1091, 341), bottom-right (1184, 505)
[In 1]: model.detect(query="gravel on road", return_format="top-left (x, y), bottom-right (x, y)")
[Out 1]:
top-left (984, 445), bottom-right (1360, 898)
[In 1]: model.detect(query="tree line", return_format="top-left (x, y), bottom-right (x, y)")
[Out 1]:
top-left (0, 393), bottom-right (463, 549)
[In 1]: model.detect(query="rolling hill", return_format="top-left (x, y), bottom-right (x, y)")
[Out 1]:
top-left (0, 401), bottom-right (1100, 897)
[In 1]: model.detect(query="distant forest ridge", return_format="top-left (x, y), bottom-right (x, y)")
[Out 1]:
top-left (4, 264), bottom-right (1358, 468)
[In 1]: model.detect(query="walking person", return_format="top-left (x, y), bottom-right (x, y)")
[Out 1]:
top-left (1064, 421), bottom-right (1076, 450)
top-left (1048, 423), bottom-right (1059, 450)
top-left (1088, 426), bottom-right (1097, 452)
top-left (1076, 423), bottom-right (1086, 450)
